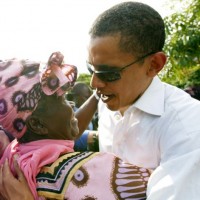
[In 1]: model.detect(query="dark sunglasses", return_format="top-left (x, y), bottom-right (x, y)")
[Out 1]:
top-left (87, 51), bottom-right (156, 82)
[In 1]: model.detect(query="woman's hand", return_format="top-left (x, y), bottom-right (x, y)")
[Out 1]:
top-left (0, 157), bottom-right (34, 200)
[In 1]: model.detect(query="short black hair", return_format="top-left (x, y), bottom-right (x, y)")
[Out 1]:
top-left (89, 1), bottom-right (165, 57)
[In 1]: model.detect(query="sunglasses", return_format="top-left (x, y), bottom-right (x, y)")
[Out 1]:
top-left (87, 51), bottom-right (156, 82)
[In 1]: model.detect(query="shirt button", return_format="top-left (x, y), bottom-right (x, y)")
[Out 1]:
top-left (115, 114), bottom-right (121, 120)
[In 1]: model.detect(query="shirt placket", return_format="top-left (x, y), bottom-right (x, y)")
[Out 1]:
top-left (112, 112), bottom-right (127, 157)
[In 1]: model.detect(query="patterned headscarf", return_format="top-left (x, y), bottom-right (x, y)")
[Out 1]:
top-left (0, 52), bottom-right (77, 139)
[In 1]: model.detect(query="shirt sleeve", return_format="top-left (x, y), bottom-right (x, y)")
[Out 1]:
top-left (147, 148), bottom-right (200, 199)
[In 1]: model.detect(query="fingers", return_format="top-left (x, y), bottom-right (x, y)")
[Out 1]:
top-left (0, 165), bottom-right (4, 199)
top-left (0, 164), bottom-right (3, 192)
top-left (13, 155), bottom-right (20, 173)
top-left (0, 159), bottom-right (10, 199)
top-left (3, 159), bottom-right (11, 177)
top-left (0, 131), bottom-right (10, 157)
top-left (13, 155), bottom-right (25, 182)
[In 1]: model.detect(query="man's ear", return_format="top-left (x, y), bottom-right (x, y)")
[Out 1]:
top-left (147, 52), bottom-right (167, 77)
top-left (26, 115), bottom-right (48, 135)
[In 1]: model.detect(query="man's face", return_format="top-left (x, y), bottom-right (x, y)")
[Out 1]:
top-left (87, 35), bottom-right (154, 114)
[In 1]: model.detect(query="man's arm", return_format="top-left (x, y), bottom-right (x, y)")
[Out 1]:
top-left (75, 93), bottom-right (99, 136)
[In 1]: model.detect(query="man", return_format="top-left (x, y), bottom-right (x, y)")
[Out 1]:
top-left (67, 82), bottom-right (95, 130)
top-left (184, 85), bottom-right (200, 100)
top-left (67, 82), bottom-right (92, 109)
top-left (77, 1), bottom-right (200, 199)
top-left (1, 1), bottom-right (200, 199)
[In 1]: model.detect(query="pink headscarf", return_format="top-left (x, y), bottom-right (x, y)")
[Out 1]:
top-left (0, 52), bottom-right (77, 139)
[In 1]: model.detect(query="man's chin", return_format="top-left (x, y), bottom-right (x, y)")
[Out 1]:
top-left (105, 103), bottom-right (119, 111)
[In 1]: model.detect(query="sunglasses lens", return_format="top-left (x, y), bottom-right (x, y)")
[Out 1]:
top-left (87, 62), bottom-right (121, 82)
top-left (97, 72), bottom-right (121, 82)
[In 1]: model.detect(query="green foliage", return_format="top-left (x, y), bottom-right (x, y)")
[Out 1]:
top-left (77, 73), bottom-right (92, 87)
top-left (161, 0), bottom-right (200, 88)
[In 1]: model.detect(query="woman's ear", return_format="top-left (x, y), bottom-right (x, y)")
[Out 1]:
top-left (147, 52), bottom-right (167, 77)
top-left (26, 115), bottom-right (48, 135)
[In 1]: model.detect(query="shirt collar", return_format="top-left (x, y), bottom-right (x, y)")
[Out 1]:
top-left (132, 76), bottom-right (165, 116)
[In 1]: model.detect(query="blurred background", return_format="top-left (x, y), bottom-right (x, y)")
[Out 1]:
top-left (1, 0), bottom-right (199, 91)
top-left (0, 0), bottom-right (178, 73)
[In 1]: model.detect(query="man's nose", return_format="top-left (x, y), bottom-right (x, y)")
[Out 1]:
top-left (90, 73), bottom-right (106, 89)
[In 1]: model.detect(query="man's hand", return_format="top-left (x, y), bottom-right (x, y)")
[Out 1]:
top-left (0, 130), bottom-right (10, 158)
top-left (0, 157), bottom-right (34, 200)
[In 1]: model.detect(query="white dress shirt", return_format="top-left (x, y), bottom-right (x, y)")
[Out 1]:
top-left (98, 76), bottom-right (200, 199)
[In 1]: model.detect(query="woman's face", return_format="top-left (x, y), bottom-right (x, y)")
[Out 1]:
top-left (36, 95), bottom-right (79, 141)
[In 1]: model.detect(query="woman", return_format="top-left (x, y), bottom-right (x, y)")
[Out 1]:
top-left (0, 52), bottom-right (78, 199)
top-left (0, 52), bottom-right (151, 200)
